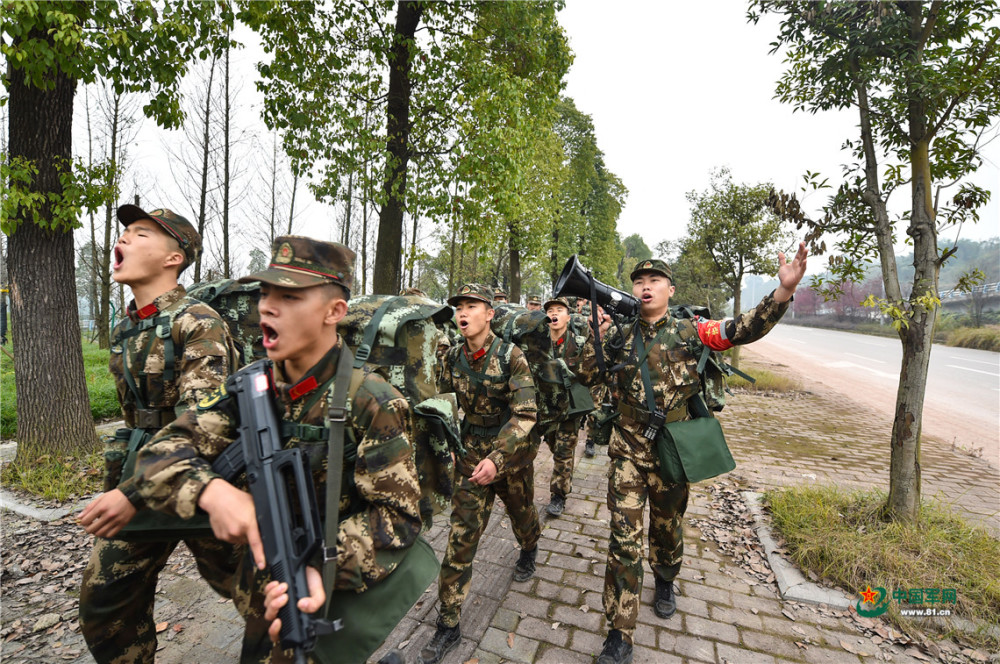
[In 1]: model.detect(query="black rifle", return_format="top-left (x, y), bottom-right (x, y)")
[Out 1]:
top-left (211, 359), bottom-right (340, 663)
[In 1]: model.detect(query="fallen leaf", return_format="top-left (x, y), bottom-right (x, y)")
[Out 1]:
top-left (551, 621), bottom-right (561, 630)
top-left (172, 624), bottom-right (183, 633)
top-left (155, 622), bottom-right (169, 634)
top-left (507, 632), bottom-right (515, 648)
top-left (750, 608), bottom-right (759, 615)
top-left (580, 604), bottom-right (589, 613)
top-left (794, 641), bottom-right (807, 650)
top-left (462, 659), bottom-right (479, 664)
top-left (840, 640), bottom-right (857, 654)
top-left (781, 609), bottom-right (796, 621)
top-left (397, 639), bottom-right (410, 649)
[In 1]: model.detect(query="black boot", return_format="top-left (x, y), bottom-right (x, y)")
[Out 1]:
top-left (654, 577), bottom-right (677, 619)
top-left (596, 629), bottom-right (633, 664)
top-left (377, 649), bottom-right (406, 664)
top-left (513, 546), bottom-right (537, 582)
top-left (584, 440), bottom-right (596, 457)
top-left (418, 623), bottom-right (460, 664)
top-left (545, 494), bottom-right (565, 517)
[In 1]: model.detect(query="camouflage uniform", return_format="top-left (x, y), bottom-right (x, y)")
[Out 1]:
top-left (79, 206), bottom-right (241, 664)
top-left (539, 303), bottom-right (600, 501)
top-left (601, 264), bottom-right (789, 641)
top-left (435, 309), bottom-right (538, 628)
top-left (135, 236), bottom-right (423, 664)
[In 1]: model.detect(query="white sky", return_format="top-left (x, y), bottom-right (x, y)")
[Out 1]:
top-left (84, 2), bottom-right (999, 282)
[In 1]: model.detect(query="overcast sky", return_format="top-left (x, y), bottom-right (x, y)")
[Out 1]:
top-left (558, 1), bottom-right (999, 268)
top-left (102, 2), bottom-right (998, 281)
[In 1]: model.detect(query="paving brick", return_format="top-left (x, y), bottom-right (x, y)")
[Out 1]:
top-left (710, 604), bottom-right (764, 631)
top-left (547, 551), bottom-right (595, 574)
top-left (679, 580), bottom-right (733, 606)
top-left (684, 614), bottom-right (741, 644)
top-left (741, 630), bottom-right (804, 661)
top-left (501, 591), bottom-right (551, 620)
top-left (477, 626), bottom-right (539, 663)
top-left (491, 607), bottom-right (520, 632)
top-left (569, 627), bottom-right (606, 656)
top-left (634, 643), bottom-right (684, 663)
top-left (514, 615), bottom-right (570, 647)
top-left (633, 622), bottom-right (657, 648)
top-left (534, 644), bottom-right (592, 664)
top-left (564, 571), bottom-right (605, 594)
top-left (534, 578), bottom-right (582, 606)
top-left (717, 642), bottom-right (778, 664)
top-left (800, 644), bottom-right (861, 663)
top-left (673, 633), bottom-right (716, 662)
top-left (551, 603), bottom-right (604, 632)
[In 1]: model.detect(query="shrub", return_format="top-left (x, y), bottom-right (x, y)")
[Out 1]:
top-left (946, 326), bottom-right (1000, 352)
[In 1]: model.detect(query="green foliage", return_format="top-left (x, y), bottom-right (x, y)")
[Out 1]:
top-left (946, 326), bottom-right (1000, 352)
top-left (0, 155), bottom-right (115, 234)
top-left (685, 167), bottom-right (790, 306)
top-left (1, 340), bottom-right (118, 439)
top-left (767, 485), bottom-right (1000, 648)
top-left (0, 449), bottom-right (104, 501)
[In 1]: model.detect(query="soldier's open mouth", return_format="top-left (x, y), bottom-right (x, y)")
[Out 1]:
top-left (261, 322), bottom-right (279, 346)
top-left (113, 247), bottom-right (124, 270)
top-left (641, 294), bottom-right (653, 303)
top-left (458, 320), bottom-right (469, 329)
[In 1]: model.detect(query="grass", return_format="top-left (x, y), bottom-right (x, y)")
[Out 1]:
top-left (766, 485), bottom-right (1000, 649)
top-left (1, 338), bottom-right (119, 439)
top-left (726, 366), bottom-right (801, 393)
top-left (0, 448), bottom-right (104, 501)
top-left (946, 326), bottom-right (1000, 352)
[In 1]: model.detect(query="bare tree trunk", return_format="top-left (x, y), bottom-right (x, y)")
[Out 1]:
top-left (342, 171), bottom-right (353, 244)
top-left (8, 34), bottom-right (98, 460)
top-left (373, 0), bottom-right (422, 295)
top-left (730, 266), bottom-right (744, 369)
top-left (550, 224), bottom-right (559, 287)
top-left (269, 132), bottom-right (278, 243)
top-left (287, 169), bottom-right (298, 235)
top-left (193, 56), bottom-right (216, 283)
top-left (84, 87), bottom-right (100, 342)
top-left (222, 45), bottom-right (232, 278)
top-left (98, 92), bottom-right (121, 349)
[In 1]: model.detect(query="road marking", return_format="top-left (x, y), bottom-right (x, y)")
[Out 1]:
top-left (948, 356), bottom-right (1000, 367)
top-left (846, 352), bottom-right (885, 364)
top-left (788, 339), bottom-right (806, 345)
top-left (946, 364), bottom-right (1000, 377)
top-left (854, 339), bottom-right (883, 347)
top-left (823, 360), bottom-right (896, 379)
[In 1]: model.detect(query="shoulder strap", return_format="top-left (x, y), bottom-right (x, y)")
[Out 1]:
top-left (354, 298), bottom-right (395, 368)
top-left (323, 344), bottom-right (356, 617)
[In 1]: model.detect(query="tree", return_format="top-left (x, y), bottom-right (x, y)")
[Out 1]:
top-left (752, 1), bottom-right (1000, 521)
top-left (2, 1), bottom-right (233, 461)
top-left (655, 238), bottom-right (730, 317)
top-left (685, 167), bottom-right (790, 368)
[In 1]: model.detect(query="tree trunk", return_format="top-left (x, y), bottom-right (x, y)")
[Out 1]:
top-left (98, 92), bottom-right (121, 349)
top-left (730, 267), bottom-right (743, 370)
top-left (193, 56), bottom-right (216, 283)
top-left (222, 45), bottom-right (232, 279)
top-left (8, 48), bottom-right (98, 460)
top-left (373, 0), bottom-right (422, 295)
top-left (550, 225), bottom-right (559, 287)
top-left (288, 170), bottom-right (298, 235)
top-left (508, 222), bottom-right (522, 303)
top-left (342, 171), bottom-right (353, 245)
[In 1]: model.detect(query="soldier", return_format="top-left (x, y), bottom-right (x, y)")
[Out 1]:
top-left (525, 294), bottom-right (542, 311)
top-left (595, 247), bottom-right (808, 664)
top-left (418, 283), bottom-right (539, 664)
top-left (134, 236), bottom-right (423, 664)
top-left (493, 288), bottom-right (508, 305)
top-left (77, 205), bottom-right (240, 664)
top-left (540, 296), bottom-right (599, 517)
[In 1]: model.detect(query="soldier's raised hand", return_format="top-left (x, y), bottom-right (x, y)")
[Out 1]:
top-left (775, 242), bottom-right (809, 303)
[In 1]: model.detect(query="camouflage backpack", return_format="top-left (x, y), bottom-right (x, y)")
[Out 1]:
top-left (338, 294), bottom-right (460, 529)
top-left (670, 304), bottom-right (754, 412)
top-left (186, 279), bottom-right (266, 367)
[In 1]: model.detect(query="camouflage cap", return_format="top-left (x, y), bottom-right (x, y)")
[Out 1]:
top-left (526, 294), bottom-right (541, 305)
top-left (117, 205), bottom-right (201, 270)
top-left (629, 258), bottom-right (673, 282)
top-left (493, 288), bottom-right (508, 300)
top-left (543, 296), bottom-right (570, 312)
top-left (447, 283), bottom-right (494, 307)
top-left (239, 235), bottom-right (355, 295)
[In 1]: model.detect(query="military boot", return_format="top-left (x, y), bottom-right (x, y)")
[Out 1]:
top-left (584, 439), bottom-right (596, 457)
top-left (596, 629), bottom-right (633, 664)
top-left (654, 577), bottom-right (677, 618)
top-left (418, 622), bottom-right (460, 664)
top-left (377, 650), bottom-right (406, 664)
top-left (545, 494), bottom-right (565, 517)
top-left (513, 547), bottom-right (537, 582)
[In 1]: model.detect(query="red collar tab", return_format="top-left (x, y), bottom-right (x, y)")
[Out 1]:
top-left (136, 303), bottom-right (159, 320)
top-left (289, 375), bottom-right (319, 401)
top-left (555, 337), bottom-right (565, 346)
top-left (470, 346), bottom-right (487, 361)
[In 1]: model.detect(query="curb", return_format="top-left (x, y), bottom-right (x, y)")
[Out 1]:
top-left (0, 488), bottom-right (89, 522)
top-left (741, 490), bottom-right (853, 609)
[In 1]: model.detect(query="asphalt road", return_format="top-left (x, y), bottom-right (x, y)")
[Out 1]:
top-left (742, 324), bottom-right (1000, 470)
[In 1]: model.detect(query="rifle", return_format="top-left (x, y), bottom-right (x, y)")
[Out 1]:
top-left (211, 359), bottom-right (340, 663)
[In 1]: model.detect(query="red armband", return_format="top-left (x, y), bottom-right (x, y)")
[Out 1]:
top-left (697, 319), bottom-right (733, 351)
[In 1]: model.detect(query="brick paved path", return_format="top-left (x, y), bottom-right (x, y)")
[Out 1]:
top-left (11, 370), bottom-right (995, 664)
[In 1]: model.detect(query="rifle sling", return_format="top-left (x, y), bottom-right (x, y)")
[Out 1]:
top-left (323, 344), bottom-right (356, 618)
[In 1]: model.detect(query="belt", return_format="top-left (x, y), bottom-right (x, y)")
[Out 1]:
top-left (618, 402), bottom-right (688, 427)
top-left (463, 408), bottom-right (510, 428)
top-left (134, 408), bottom-right (176, 430)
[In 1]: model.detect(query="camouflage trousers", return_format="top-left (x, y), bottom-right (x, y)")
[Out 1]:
top-left (79, 536), bottom-right (240, 664)
top-left (586, 384), bottom-right (609, 444)
top-left (231, 548), bottom-right (304, 664)
top-left (437, 469), bottom-right (540, 627)
top-left (602, 456), bottom-right (688, 640)
top-left (542, 415), bottom-right (584, 498)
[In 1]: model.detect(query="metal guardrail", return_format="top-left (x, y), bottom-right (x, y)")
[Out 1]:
top-left (938, 282), bottom-right (1000, 300)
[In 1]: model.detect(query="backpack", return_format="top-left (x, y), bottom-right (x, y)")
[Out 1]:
top-left (338, 294), bottom-right (460, 529)
top-left (186, 279), bottom-right (267, 367)
top-left (669, 304), bottom-right (754, 412)
top-left (490, 304), bottom-right (563, 424)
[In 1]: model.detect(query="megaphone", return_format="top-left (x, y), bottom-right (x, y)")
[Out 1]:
top-left (553, 255), bottom-right (639, 319)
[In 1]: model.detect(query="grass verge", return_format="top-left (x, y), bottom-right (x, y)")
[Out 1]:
top-left (0, 448), bottom-right (104, 501)
top-left (726, 366), bottom-right (801, 392)
top-left (1, 339), bottom-right (119, 439)
top-left (946, 326), bottom-right (1000, 352)
top-left (766, 485), bottom-right (1000, 649)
